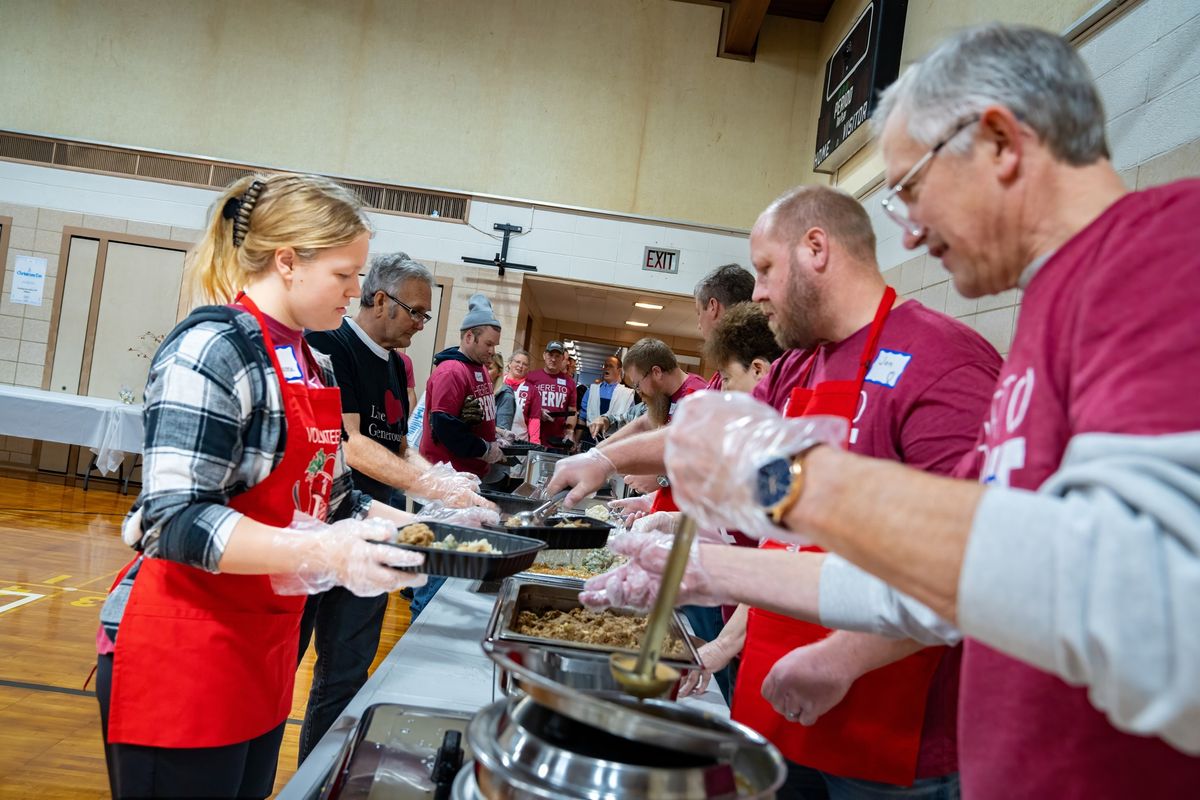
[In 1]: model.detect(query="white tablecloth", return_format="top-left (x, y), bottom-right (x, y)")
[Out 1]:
top-left (0, 385), bottom-right (144, 473)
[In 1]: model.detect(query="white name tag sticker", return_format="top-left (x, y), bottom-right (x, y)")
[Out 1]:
top-left (865, 349), bottom-right (912, 388)
top-left (276, 345), bottom-right (304, 383)
top-left (474, 372), bottom-right (484, 381)
top-left (557, 378), bottom-right (567, 386)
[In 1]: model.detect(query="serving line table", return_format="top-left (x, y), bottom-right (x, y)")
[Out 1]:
top-left (279, 577), bottom-right (730, 800)
top-left (0, 385), bottom-right (143, 487)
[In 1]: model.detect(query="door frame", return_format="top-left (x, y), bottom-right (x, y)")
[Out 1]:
top-left (42, 227), bottom-right (191, 394)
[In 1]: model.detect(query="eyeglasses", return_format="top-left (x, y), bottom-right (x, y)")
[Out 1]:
top-left (880, 115), bottom-right (980, 238)
top-left (382, 291), bottom-right (432, 324)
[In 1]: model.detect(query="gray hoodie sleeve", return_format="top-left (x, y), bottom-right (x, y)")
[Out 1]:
top-left (818, 555), bottom-right (962, 646)
top-left (959, 431), bottom-right (1200, 755)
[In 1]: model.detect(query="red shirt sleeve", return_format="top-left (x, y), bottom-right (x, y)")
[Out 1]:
top-left (426, 362), bottom-right (471, 415)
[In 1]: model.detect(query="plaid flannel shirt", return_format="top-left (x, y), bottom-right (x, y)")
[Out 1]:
top-left (125, 306), bottom-right (371, 573)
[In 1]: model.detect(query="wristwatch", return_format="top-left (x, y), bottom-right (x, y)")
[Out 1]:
top-left (755, 445), bottom-right (818, 524)
top-left (656, 475), bottom-right (670, 489)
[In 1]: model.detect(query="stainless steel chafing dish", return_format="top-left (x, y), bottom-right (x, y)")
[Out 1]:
top-left (483, 575), bottom-right (703, 698)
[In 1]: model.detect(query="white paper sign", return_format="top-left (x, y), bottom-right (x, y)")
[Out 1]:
top-left (11, 256), bottom-right (47, 306)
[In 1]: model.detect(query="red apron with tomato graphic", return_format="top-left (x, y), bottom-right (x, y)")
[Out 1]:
top-left (105, 295), bottom-right (344, 748)
top-left (732, 288), bottom-right (945, 786)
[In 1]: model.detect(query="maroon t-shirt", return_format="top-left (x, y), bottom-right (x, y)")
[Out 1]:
top-left (706, 371), bottom-right (723, 391)
top-left (418, 358), bottom-right (496, 477)
top-left (953, 181), bottom-right (1200, 798)
top-left (523, 368), bottom-right (577, 444)
top-left (753, 300), bottom-right (1002, 778)
top-left (397, 351), bottom-right (415, 388)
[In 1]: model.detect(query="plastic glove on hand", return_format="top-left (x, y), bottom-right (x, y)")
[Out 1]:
top-left (608, 494), bottom-right (654, 526)
top-left (578, 532), bottom-right (725, 611)
top-left (273, 516), bottom-right (427, 598)
top-left (412, 463), bottom-right (495, 510)
top-left (460, 395), bottom-right (484, 426)
top-left (623, 474), bottom-right (661, 495)
top-left (630, 511), bottom-right (678, 534)
top-left (761, 641), bottom-right (856, 727)
top-left (482, 441), bottom-right (505, 464)
top-left (678, 636), bottom-right (741, 698)
top-left (664, 392), bottom-right (848, 542)
top-left (545, 448), bottom-right (617, 507)
top-left (414, 502), bottom-right (501, 529)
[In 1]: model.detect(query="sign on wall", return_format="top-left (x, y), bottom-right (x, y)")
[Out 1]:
top-left (813, 0), bottom-right (909, 174)
top-left (11, 255), bottom-right (47, 306)
top-left (643, 247), bottom-right (680, 274)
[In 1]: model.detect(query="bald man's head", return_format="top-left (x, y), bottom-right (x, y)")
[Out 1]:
top-left (757, 185), bottom-right (878, 268)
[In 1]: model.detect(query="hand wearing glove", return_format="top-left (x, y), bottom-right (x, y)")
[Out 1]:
top-left (578, 532), bottom-right (728, 611)
top-left (589, 417), bottom-right (610, 439)
top-left (679, 636), bottom-right (742, 698)
top-left (495, 428), bottom-right (517, 446)
top-left (609, 494), bottom-right (655, 526)
top-left (482, 441), bottom-right (505, 464)
top-left (411, 463), bottom-right (496, 509)
top-left (631, 510), bottom-right (679, 534)
top-left (761, 639), bottom-right (856, 726)
top-left (415, 501), bottom-right (501, 529)
top-left (623, 474), bottom-right (661, 495)
top-left (664, 392), bottom-right (848, 542)
top-left (460, 395), bottom-right (484, 426)
top-left (545, 448), bottom-right (617, 506)
top-left (272, 516), bottom-right (427, 598)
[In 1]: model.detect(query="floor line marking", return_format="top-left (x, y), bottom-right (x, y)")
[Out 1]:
top-left (44, 574), bottom-right (71, 585)
top-left (0, 590), bottom-right (46, 615)
top-left (0, 677), bottom-right (96, 698)
top-left (0, 580), bottom-right (107, 595)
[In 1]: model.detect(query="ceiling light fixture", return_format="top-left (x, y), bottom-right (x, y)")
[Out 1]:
top-left (634, 302), bottom-right (664, 310)
top-left (626, 320), bottom-right (649, 328)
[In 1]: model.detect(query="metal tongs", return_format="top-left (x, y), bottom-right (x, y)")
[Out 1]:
top-left (510, 489), bottom-right (569, 527)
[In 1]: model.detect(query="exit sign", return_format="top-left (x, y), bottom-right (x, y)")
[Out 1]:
top-left (643, 247), bottom-right (680, 274)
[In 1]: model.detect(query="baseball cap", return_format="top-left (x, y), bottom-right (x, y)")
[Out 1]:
top-left (545, 341), bottom-right (566, 353)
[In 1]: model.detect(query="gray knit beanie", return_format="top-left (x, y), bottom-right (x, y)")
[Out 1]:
top-left (460, 293), bottom-right (501, 331)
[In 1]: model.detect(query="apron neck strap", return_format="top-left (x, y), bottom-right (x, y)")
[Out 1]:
top-left (854, 287), bottom-right (897, 386)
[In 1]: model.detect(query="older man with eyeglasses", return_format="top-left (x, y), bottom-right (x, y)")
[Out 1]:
top-left (576, 23), bottom-right (1200, 798)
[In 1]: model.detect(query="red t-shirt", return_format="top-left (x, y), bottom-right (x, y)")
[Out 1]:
top-left (397, 351), bottom-right (415, 388)
top-left (706, 371), bottom-right (723, 391)
top-left (649, 373), bottom-right (710, 514)
top-left (952, 181), bottom-right (1200, 798)
top-left (418, 357), bottom-right (497, 477)
top-left (524, 368), bottom-right (577, 444)
top-left (753, 300), bottom-right (1002, 779)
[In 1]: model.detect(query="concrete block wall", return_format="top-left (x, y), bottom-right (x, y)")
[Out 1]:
top-left (870, 0), bottom-right (1199, 357)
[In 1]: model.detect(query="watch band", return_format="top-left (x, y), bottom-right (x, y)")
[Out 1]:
top-left (766, 446), bottom-right (815, 524)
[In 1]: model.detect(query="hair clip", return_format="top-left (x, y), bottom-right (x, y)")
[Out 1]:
top-left (229, 180), bottom-right (266, 247)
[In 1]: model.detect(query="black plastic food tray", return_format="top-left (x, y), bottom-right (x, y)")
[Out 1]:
top-left (386, 522), bottom-right (546, 581)
top-left (480, 489), bottom-right (550, 517)
top-left (490, 515), bottom-right (612, 550)
top-left (501, 442), bottom-right (545, 456)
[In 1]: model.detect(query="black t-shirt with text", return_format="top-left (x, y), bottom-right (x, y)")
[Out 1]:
top-left (306, 319), bottom-right (409, 502)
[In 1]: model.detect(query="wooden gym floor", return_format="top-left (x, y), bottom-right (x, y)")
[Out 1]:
top-left (0, 473), bottom-right (411, 799)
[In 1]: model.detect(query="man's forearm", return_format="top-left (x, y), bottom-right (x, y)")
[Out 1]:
top-left (785, 447), bottom-right (982, 623)
top-left (596, 427), bottom-right (668, 476)
top-left (704, 545), bottom-right (825, 622)
top-left (813, 630), bottom-right (927, 679)
top-left (344, 431), bottom-right (430, 493)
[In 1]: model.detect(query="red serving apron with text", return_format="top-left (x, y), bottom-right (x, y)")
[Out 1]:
top-left (106, 295), bottom-right (343, 747)
top-left (732, 288), bottom-right (945, 786)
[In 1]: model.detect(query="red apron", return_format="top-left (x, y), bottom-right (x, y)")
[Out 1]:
top-left (649, 378), bottom-right (706, 514)
top-left (732, 288), bottom-right (945, 786)
top-left (106, 294), bottom-right (343, 748)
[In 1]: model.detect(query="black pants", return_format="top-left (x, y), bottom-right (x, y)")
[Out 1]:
top-left (96, 654), bottom-right (285, 799)
top-left (296, 587), bottom-right (389, 764)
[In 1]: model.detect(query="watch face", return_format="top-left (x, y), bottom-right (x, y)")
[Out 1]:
top-left (755, 457), bottom-right (792, 508)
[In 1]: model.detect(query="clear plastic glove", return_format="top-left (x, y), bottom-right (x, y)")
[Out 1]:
top-left (545, 448), bottom-right (617, 506)
top-left (664, 392), bottom-right (848, 542)
top-left (609, 494), bottom-right (655, 526)
top-left (460, 395), bottom-right (484, 426)
top-left (482, 441), bottom-right (505, 464)
top-left (762, 640), bottom-right (856, 726)
top-left (679, 636), bottom-right (742, 698)
top-left (631, 510), bottom-right (678, 534)
top-left (272, 515), bottom-right (427, 598)
top-left (578, 532), bottom-right (727, 611)
top-left (410, 463), bottom-right (494, 509)
top-left (495, 428), bottom-right (517, 446)
top-left (415, 501), bottom-right (501, 529)
top-left (589, 417), bottom-right (610, 439)
top-left (623, 474), bottom-right (661, 495)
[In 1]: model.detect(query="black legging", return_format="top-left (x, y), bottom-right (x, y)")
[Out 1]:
top-left (96, 654), bottom-right (286, 799)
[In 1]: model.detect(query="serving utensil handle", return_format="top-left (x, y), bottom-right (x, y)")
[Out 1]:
top-left (634, 515), bottom-right (697, 680)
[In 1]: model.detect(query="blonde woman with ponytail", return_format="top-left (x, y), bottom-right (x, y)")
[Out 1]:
top-left (95, 174), bottom-right (426, 798)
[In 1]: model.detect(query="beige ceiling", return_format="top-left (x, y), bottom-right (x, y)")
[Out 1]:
top-left (523, 277), bottom-right (702, 341)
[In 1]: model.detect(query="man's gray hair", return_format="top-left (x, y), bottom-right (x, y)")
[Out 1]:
top-left (873, 24), bottom-right (1109, 166)
top-left (361, 252), bottom-right (434, 307)
top-left (694, 263), bottom-right (755, 309)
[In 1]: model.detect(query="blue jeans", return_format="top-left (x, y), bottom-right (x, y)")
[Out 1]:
top-left (409, 576), bottom-right (447, 620)
top-left (822, 773), bottom-right (960, 800)
top-left (296, 587), bottom-right (389, 764)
